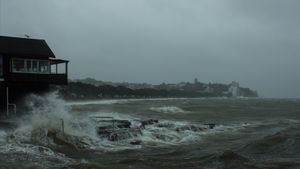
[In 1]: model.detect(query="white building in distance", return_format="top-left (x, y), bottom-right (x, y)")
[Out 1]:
top-left (228, 81), bottom-right (240, 97)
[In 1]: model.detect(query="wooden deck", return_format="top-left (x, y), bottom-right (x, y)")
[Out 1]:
top-left (9, 73), bottom-right (68, 85)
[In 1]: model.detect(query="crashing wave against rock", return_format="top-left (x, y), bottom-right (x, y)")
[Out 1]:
top-left (28, 118), bottom-right (217, 149)
top-left (4, 93), bottom-right (220, 153)
top-left (31, 127), bottom-right (90, 150)
top-left (95, 119), bottom-right (216, 143)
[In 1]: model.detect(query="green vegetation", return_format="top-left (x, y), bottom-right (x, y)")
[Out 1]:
top-left (55, 80), bottom-right (258, 100)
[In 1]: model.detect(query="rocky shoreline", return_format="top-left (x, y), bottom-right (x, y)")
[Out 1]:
top-left (25, 119), bottom-right (217, 150)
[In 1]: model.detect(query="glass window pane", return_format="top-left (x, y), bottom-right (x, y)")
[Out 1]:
top-left (39, 60), bottom-right (50, 73)
top-left (26, 60), bottom-right (32, 72)
top-left (32, 60), bottom-right (38, 72)
top-left (12, 59), bottom-right (25, 72)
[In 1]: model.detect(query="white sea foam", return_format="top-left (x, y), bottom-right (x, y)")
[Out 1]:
top-left (0, 143), bottom-right (62, 157)
top-left (150, 106), bottom-right (187, 114)
top-left (0, 143), bottom-right (74, 168)
top-left (0, 92), bottom-right (266, 153)
top-left (0, 131), bottom-right (7, 143)
top-left (66, 98), bottom-right (194, 106)
top-left (66, 99), bottom-right (127, 106)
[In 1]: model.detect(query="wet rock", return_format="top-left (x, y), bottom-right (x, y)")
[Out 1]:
top-left (175, 124), bottom-right (216, 132)
top-left (130, 140), bottom-right (141, 145)
top-left (157, 123), bottom-right (175, 128)
top-left (31, 127), bottom-right (52, 146)
top-left (175, 125), bottom-right (204, 132)
top-left (97, 127), bottom-right (142, 141)
top-left (140, 119), bottom-right (159, 127)
top-left (97, 126), bottom-right (112, 136)
top-left (115, 120), bottom-right (131, 128)
top-left (97, 120), bottom-right (131, 129)
top-left (31, 127), bottom-right (89, 150)
top-left (205, 123), bottom-right (216, 129)
top-left (96, 119), bottom-right (159, 141)
top-left (48, 129), bottom-right (89, 150)
top-left (109, 128), bottom-right (142, 141)
top-left (9, 134), bottom-right (15, 139)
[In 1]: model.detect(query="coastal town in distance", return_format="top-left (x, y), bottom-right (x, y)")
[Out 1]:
top-left (58, 77), bottom-right (258, 100)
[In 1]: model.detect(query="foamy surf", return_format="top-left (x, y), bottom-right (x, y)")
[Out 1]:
top-left (1, 93), bottom-right (298, 168)
top-left (66, 97), bottom-right (194, 106)
top-left (0, 134), bottom-right (74, 168)
top-left (149, 106), bottom-right (187, 114)
top-left (66, 99), bottom-right (127, 106)
top-left (0, 92), bottom-right (259, 153)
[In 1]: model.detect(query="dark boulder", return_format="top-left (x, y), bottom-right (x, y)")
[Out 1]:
top-left (31, 127), bottom-right (89, 150)
top-left (97, 127), bottom-right (142, 141)
top-left (157, 123), bottom-right (175, 128)
top-left (140, 119), bottom-right (159, 127)
top-left (113, 120), bottom-right (131, 128)
top-left (205, 123), bottom-right (216, 129)
top-left (175, 125), bottom-right (203, 132)
top-left (130, 140), bottom-right (142, 145)
top-left (96, 120), bottom-right (131, 129)
top-left (176, 124), bottom-right (216, 132)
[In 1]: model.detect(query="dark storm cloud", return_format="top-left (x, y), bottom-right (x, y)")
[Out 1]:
top-left (0, 0), bottom-right (299, 98)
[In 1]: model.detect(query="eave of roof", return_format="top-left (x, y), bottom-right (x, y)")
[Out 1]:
top-left (0, 35), bottom-right (56, 58)
top-left (49, 58), bottom-right (69, 64)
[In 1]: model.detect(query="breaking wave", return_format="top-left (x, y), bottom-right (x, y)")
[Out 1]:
top-left (66, 99), bottom-right (127, 106)
top-left (66, 98), bottom-right (192, 106)
top-left (0, 92), bottom-right (257, 152)
top-left (149, 106), bottom-right (187, 114)
top-left (0, 92), bottom-right (286, 168)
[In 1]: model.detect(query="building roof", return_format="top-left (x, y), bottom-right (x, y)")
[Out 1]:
top-left (0, 36), bottom-right (56, 58)
top-left (49, 58), bottom-right (69, 64)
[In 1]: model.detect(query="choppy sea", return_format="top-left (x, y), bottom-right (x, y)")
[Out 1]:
top-left (0, 93), bottom-right (300, 169)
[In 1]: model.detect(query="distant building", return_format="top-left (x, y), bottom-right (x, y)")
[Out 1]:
top-left (228, 81), bottom-right (240, 97)
top-left (194, 78), bottom-right (198, 84)
top-left (204, 84), bottom-right (212, 93)
top-left (0, 36), bottom-right (69, 117)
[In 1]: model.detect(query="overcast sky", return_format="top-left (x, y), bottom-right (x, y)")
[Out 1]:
top-left (0, 0), bottom-right (300, 98)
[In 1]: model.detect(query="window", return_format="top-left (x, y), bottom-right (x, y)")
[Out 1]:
top-left (0, 55), bottom-right (3, 77)
top-left (39, 60), bottom-right (50, 73)
top-left (26, 60), bottom-right (32, 72)
top-left (12, 59), bottom-right (25, 72)
top-left (11, 58), bottom-right (50, 74)
top-left (32, 60), bottom-right (38, 72)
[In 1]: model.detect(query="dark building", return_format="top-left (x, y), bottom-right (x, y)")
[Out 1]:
top-left (0, 36), bottom-right (69, 117)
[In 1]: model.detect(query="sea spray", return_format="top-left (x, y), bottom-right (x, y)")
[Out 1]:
top-left (1, 97), bottom-right (298, 169)
top-left (4, 93), bottom-right (265, 152)
top-left (19, 92), bottom-right (99, 139)
top-left (3, 92), bottom-right (91, 152)
top-left (22, 92), bottom-right (73, 132)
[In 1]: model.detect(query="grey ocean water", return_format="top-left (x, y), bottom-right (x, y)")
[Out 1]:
top-left (0, 93), bottom-right (300, 169)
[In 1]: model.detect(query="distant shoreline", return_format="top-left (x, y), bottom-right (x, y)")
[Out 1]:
top-left (63, 96), bottom-right (300, 104)
top-left (64, 97), bottom-right (262, 104)
top-left (55, 81), bottom-right (258, 101)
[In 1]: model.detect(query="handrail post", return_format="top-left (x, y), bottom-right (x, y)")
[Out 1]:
top-left (65, 62), bottom-right (68, 75)
top-left (6, 87), bottom-right (9, 116)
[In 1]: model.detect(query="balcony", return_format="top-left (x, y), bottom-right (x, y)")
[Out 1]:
top-left (9, 58), bottom-right (68, 85)
top-left (10, 73), bottom-right (67, 84)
